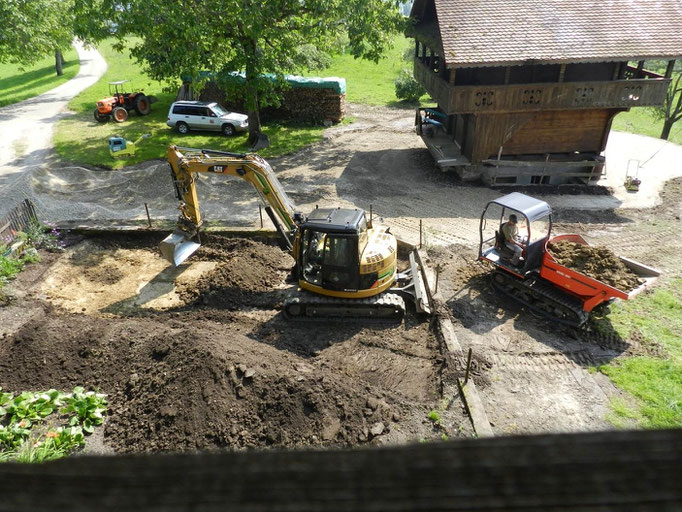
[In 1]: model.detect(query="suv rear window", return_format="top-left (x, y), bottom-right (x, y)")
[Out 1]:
top-left (172, 105), bottom-right (207, 116)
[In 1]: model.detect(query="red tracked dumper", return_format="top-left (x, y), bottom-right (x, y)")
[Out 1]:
top-left (479, 193), bottom-right (659, 326)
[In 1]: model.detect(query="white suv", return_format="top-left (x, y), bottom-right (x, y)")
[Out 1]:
top-left (167, 101), bottom-right (249, 136)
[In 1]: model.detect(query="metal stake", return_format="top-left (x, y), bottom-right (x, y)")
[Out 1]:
top-left (419, 219), bottom-right (423, 248)
top-left (370, 204), bottom-right (373, 223)
top-left (144, 203), bottom-right (152, 228)
top-left (435, 265), bottom-right (441, 294)
top-left (259, 204), bottom-right (263, 228)
top-left (464, 348), bottom-right (473, 385)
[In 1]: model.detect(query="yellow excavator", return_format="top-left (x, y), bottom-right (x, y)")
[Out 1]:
top-left (159, 145), bottom-right (431, 320)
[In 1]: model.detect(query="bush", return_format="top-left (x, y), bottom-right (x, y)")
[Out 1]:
top-left (394, 69), bottom-right (426, 102)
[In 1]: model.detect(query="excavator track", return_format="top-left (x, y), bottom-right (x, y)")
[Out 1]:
top-left (492, 271), bottom-right (589, 327)
top-left (283, 291), bottom-right (406, 323)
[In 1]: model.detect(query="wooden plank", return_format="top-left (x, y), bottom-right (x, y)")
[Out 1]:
top-left (437, 315), bottom-right (494, 438)
top-left (437, 316), bottom-right (463, 353)
top-left (482, 159), bottom-right (602, 168)
top-left (2, 429), bottom-right (681, 511)
top-left (458, 378), bottom-right (494, 438)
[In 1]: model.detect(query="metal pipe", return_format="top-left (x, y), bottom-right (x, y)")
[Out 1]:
top-left (144, 203), bottom-right (152, 228)
top-left (464, 348), bottom-right (473, 385)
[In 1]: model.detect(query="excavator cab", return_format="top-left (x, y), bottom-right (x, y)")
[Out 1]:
top-left (298, 208), bottom-right (365, 292)
top-left (479, 193), bottom-right (552, 276)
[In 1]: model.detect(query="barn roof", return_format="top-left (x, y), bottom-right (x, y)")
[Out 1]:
top-left (410, 0), bottom-right (682, 68)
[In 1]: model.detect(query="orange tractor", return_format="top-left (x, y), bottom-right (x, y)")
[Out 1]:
top-left (94, 80), bottom-right (156, 123)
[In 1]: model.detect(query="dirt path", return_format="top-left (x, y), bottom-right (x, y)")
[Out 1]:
top-left (0, 41), bottom-right (107, 217)
top-left (425, 178), bottom-right (682, 435)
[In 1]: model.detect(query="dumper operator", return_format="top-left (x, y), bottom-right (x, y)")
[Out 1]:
top-left (501, 214), bottom-right (524, 266)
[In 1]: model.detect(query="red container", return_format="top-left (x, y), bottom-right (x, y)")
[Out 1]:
top-left (540, 234), bottom-right (659, 312)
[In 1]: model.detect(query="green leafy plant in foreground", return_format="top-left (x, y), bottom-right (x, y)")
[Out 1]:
top-left (18, 220), bottom-right (65, 253)
top-left (0, 387), bottom-right (105, 463)
top-left (4, 389), bottom-right (63, 427)
top-left (12, 427), bottom-right (86, 464)
top-left (61, 387), bottom-right (107, 433)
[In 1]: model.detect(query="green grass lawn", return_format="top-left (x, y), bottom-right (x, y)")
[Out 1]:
top-left (306, 34), bottom-right (427, 106)
top-left (593, 279), bottom-right (682, 428)
top-left (54, 39), bottom-right (325, 169)
top-left (0, 47), bottom-right (79, 107)
top-left (612, 108), bottom-right (682, 146)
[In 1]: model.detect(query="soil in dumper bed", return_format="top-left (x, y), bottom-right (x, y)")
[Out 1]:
top-left (0, 234), bottom-right (462, 453)
top-left (547, 240), bottom-right (642, 292)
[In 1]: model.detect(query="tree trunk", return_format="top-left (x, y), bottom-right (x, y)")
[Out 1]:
top-left (247, 108), bottom-right (262, 142)
top-left (660, 119), bottom-right (674, 140)
top-left (55, 49), bottom-right (64, 76)
top-left (244, 40), bottom-right (263, 145)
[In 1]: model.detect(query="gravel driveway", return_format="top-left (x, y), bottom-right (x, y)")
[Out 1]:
top-left (0, 41), bottom-right (106, 217)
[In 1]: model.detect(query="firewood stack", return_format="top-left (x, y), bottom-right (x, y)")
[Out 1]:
top-left (197, 81), bottom-right (346, 124)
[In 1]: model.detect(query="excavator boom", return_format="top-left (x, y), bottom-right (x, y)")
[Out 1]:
top-left (160, 146), bottom-right (298, 266)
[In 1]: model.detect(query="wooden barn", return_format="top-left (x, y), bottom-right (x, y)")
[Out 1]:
top-left (409, 0), bottom-right (682, 185)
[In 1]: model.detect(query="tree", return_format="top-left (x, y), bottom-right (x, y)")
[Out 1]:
top-left (655, 73), bottom-right (682, 140)
top-left (91, 0), bottom-right (404, 143)
top-left (0, 0), bottom-right (87, 75)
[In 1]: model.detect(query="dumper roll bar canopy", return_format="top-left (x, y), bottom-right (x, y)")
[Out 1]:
top-left (479, 193), bottom-right (553, 269)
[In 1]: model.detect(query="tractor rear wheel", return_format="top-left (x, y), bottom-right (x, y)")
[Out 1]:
top-left (112, 107), bottom-right (129, 123)
top-left (134, 94), bottom-right (151, 115)
top-left (93, 109), bottom-right (109, 123)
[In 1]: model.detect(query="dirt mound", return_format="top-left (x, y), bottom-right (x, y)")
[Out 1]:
top-left (548, 240), bottom-right (642, 292)
top-left (0, 309), bottom-right (404, 453)
top-left (178, 236), bottom-right (292, 309)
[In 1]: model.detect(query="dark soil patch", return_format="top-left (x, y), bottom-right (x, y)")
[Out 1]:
top-left (0, 311), bottom-right (414, 453)
top-left (0, 235), bottom-right (457, 453)
top-left (83, 263), bottom-right (125, 285)
top-left (548, 240), bottom-right (642, 292)
top-left (178, 237), bottom-right (292, 309)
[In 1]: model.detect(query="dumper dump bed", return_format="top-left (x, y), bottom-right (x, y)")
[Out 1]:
top-left (540, 234), bottom-right (660, 312)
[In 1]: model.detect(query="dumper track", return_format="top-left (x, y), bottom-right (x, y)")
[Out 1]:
top-left (492, 271), bottom-right (588, 327)
top-left (283, 291), bottom-right (405, 323)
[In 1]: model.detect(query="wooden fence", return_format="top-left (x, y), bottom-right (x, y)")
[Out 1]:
top-left (0, 428), bottom-right (680, 511)
top-left (0, 199), bottom-right (38, 248)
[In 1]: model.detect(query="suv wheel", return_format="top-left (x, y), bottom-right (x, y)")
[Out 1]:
top-left (176, 122), bottom-right (189, 134)
top-left (222, 123), bottom-right (236, 136)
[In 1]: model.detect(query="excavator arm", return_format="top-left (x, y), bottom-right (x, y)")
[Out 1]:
top-left (160, 145), bottom-right (299, 265)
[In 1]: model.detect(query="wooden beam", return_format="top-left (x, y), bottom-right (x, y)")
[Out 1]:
top-left (449, 68), bottom-right (456, 85)
top-left (2, 430), bottom-right (682, 511)
top-left (482, 159), bottom-right (603, 168)
top-left (636, 60), bottom-right (645, 78)
top-left (504, 67), bottom-right (511, 85)
top-left (558, 64), bottom-right (566, 83)
top-left (665, 60), bottom-right (676, 79)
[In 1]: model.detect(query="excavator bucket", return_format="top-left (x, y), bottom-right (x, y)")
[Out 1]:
top-left (159, 231), bottom-right (201, 267)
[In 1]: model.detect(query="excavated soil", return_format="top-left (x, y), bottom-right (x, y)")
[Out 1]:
top-left (0, 234), bottom-right (469, 454)
top-left (547, 240), bottom-right (642, 292)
